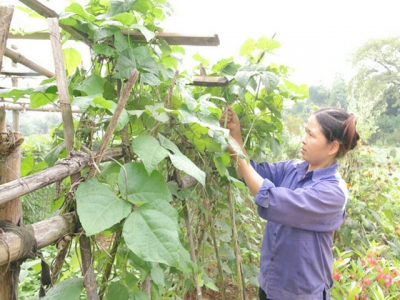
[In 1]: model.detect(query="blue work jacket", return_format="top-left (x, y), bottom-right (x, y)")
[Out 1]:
top-left (250, 159), bottom-right (348, 300)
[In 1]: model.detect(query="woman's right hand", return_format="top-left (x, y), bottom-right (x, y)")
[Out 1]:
top-left (220, 106), bottom-right (241, 135)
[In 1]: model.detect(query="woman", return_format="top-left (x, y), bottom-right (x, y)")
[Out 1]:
top-left (221, 107), bottom-right (360, 300)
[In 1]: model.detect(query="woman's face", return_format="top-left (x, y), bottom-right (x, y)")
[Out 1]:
top-left (301, 115), bottom-right (337, 171)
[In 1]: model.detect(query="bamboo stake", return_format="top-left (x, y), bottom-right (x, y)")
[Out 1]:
top-left (2, 102), bottom-right (80, 113)
top-left (208, 211), bottom-right (227, 300)
top-left (183, 202), bottom-right (203, 300)
top-left (206, 192), bottom-right (227, 300)
top-left (48, 18), bottom-right (75, 155)
top-left (48, 18), bottom-right (99, 298)
top-left (0, 148), bottom-right (124, 205)
top-left (4, 47), bottom-right (55, 78)
top-left (0, 6), bottom-right (13, 71)
top-left (87, 69), bottom-right (139, 178)
top-left (227, 186), bottom-right (246, 300)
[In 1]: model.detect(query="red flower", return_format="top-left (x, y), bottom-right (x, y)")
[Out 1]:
top-left (333, 272), bottom-right (341, 281)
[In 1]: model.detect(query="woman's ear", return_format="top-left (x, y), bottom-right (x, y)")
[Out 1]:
top-left (329, 140), bottom-right (340, 156)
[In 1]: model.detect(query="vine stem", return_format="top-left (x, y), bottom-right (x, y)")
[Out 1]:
top-left (88, 69), bottom-right (139, 178)
top-left (227, 185), bottom-right (247, 300)
top-left (182, 200), bottom-right (203, 300)
top-left (206, 193), bottom-right (227, 300)
top-left (98, 231), bottom-right (121, 300)
top-left (208, 213), bottom-right (227, 300)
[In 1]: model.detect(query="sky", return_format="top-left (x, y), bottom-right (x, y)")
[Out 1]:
top-left (3, 0), bottom-right (400, 88)
top-left (163, 0), bottom-right (400, 86)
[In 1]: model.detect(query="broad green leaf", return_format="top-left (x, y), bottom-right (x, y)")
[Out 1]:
top-left (240, 38), bottom-right (256, 56)
top-left (260, 71), bottom-right (279, 94)
top-left (93, 97), bottom-right (113, 109)
top-left (270, 137), bottom-right (281, 155)
top-left (115, 109), bottom-right (129, 131)
top-left (94, 27), bottom-right (116, 43)
top-left (158, 62), bottom-right (174, 81)
top-left (101, 162), bottom-right (121, 189)
top-left (220, 62), bottom-right (238, 80)
top-left (43, 278), bottom-right (83, 300)
top-left (114, 31), bottom-right (129, 52)
top-left (118, 162), bottom-right (172, 204)
top-left (105, 282), bottom-right (129, 300)
top-left (177, 242), bottom-right (194, 273)
top-left (159, 39), bottom-right (171, 56)
top-left (158, 134), bottom-right (205, 186)
top-left (282, 79), bottom-right (309, 99)
top-left (110, 0), bottom-right (135, 15)
top-left (127, 251), bottom-right (152, 278)
top-left (192, 52), bottom-right (209, 66)
top-left (132, 24), bottom-right (155, 42)
top-left (150, 266), bottom-right (165, 286)
top-left (234, 70), bottom-right (258, 88)
top-left (140, 72), bottom-right (161, 86)
top-left (171, 45), bottom-right (186, 55)
top-left (76, 178), bottom-right (132, 236)
top-left (111, 12), bottom-right (136, 26)
top-left (132, 135), bottom-right (169, 174)
top-left (145, 103), bottom-right (169, 122)
top-left (65, 2), bottom-right (95, 22)
top-left (93, 44), bottom-right (116, 57)
top-left (107, 102), bottom-right (129, 131)
top-left (21, 154), bottom-right (34, 176)
top-left (30, 91), bottom-right (57, 108)
top-left (44, 142), bottom-right (65, 167)
top-left (130, 291), bottom-right (150, 300)
top-left (256, 36), bottom-right (281, 51)
top-left (132, 0), bottom-right (151, 14)
top-left (138, 57), bottom-right (158, 74)
top-left (132, 47), bottom-right (158, 74)
top-left (162, 56), bottom-right (178, 69)
top-left (74, 74), bottom-right (104, 96)
top-left (63, 48), bottom-right (82, 77)
top-left (115, 49), bottom-right (137, 79)
top-left (71, 95), bottom-right (96, 112)
top-left (123, 201), bottom-right (180, 266)
top-left (0, 88), bottom-right (33, 101)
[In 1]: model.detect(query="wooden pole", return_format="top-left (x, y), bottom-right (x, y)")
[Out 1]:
top-left (48, 18), bottom-right (75, 155)
top-left (0, 213), bottom-right (77, 266)
top-left (0, 6), bottom-right (23, 300)
top-left (87, 70), bottom-right (139, 178)
top-left (0, 6), bottom-right (14, 71)
top-left (18, 0), bottom-right (91, 46)
top-left (0, 105), bottom-right (24, 300)
top-left (11, 46), bottom-right (20, 132)
top-left (48, 17), bottom-right (100, 299)
top-left (4, 47), bottom-right (55, 78)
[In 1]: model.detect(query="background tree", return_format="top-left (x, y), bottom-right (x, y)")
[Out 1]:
top-left (348, 36), bottom-right (400, 143)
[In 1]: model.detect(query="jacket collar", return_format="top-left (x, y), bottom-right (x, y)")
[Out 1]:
top-left (296, 160), bottom-right (339, 181)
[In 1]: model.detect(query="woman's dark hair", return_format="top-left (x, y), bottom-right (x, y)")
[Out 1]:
top-left (313, 107), bottom-right (360, 158)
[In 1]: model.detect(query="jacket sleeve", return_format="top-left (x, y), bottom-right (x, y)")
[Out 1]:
top-left (254, 178), bottom-right (347, 232)
top-left (250, 159), bottom-right (296, 186)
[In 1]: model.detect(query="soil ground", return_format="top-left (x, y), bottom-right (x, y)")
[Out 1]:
top-left (186, 283), bottom-right (258, 300)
